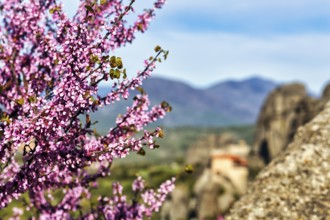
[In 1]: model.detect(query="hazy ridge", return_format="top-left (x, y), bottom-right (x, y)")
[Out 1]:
top-left (93, 76), bottom-right (277, 132)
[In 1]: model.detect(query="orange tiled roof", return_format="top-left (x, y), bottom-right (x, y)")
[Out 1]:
top-left (211, 154), bottom-right (248, 166)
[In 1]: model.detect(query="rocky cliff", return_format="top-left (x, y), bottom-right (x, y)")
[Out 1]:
top-left (253, 83), bottom-right (330, 164)
top-left (226, 101), bottom-right (330, 219)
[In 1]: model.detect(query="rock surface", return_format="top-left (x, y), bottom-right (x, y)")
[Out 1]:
top-left (226, 101), bottom-right (330, 219)
top-left (253, 83), bottom-right (330, 164)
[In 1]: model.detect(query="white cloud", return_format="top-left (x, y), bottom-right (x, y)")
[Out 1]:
top-left (165, 0), bottom-right (330, 14)
top-left (113, 30), bottom-right (330, 94)
top-left (154, 0), bottom-right (330, 34)
top-left (62, 0), bottom-right (330, 94)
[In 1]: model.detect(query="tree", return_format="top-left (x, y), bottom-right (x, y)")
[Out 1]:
top-left (0, 0), bottom-right (175, 218)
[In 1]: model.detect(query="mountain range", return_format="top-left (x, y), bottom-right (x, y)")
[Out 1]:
top-left (92, 76), bottom-right (277, 132)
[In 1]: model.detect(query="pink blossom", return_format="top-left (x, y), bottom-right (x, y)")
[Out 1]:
top-left (0, 0), bottom-right (173, 218)
top-left (132, 176), bottom-right (145, 192)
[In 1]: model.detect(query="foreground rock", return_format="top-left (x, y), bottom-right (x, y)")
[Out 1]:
top-left (226, 101), bottom-right (330, 219)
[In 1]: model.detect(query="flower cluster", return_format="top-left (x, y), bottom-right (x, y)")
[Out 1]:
top-left (0, 0), bottom-right (174, 218)
top-left (95, 177), bottom-right (176, 219)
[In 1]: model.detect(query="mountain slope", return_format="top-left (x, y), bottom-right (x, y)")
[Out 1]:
top-left (204, 76), bottom-right (277, 122)
top-left (92, 76), bottom-right (277, 132)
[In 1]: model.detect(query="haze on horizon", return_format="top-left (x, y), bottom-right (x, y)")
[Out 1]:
top-left (65, 0), bottom-right (330, 95)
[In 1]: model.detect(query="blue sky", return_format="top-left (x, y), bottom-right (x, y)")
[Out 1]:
top-left (65, 0), bottom-right (330, 94)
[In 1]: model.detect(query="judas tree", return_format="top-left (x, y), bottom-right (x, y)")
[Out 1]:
top-left (0, 0), bottom-right (175, 218)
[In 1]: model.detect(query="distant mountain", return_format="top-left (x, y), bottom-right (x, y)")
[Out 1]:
top-left (92, 76), bottom-right (277, 132)
top-left (204, 76), bottom-right (278, 123)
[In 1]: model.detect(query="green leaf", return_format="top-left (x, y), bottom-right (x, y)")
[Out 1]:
top-left (16, 98), bottom-right (24, 106)
top-left (49, 8), bottom-right (55, 14)
top-left (137, 24), bottom-right (143, 31)
top-left (49, 6), bottom-right (61, 14)
top-left (137, 148), bottom-right (146, 156)
top-left (114, 69), bottom-right (121, 79)
top-left (129, 124), bottom-right (137, 132)
top-left (161, 101), bottom-right (172, 112)
top-left (110, 69), bottom-right (120, 79)
top-left (154, 45), bottom-right (162, 52)
top-left (86, 114), bottom-right (91, 128)
top-left (93, 99), bottom-right (100, 106)
top-left (28, 96), bottom-right (37, 103)
top-left (185, 164), bottom-right (194, 174)
top-left (90, 54), bottom-right (100, 64)
top-left (109, 69), bottom-right (115, 79)
top-left (93, 128), bottom-right (101, 138)
top-left (136, 87), bottom-right (145, 95)
top-left (100, 0), bottom-right (107, 5)
top-left (1, 114), bottom-right (10, 124)
top-left (83, 91), bottom-right (91, 99)
top-left (102, 55), bottom-right (109, 61)
top-left (158, 128), bottom-right (164, 138)
top-left (85, 5), bottom-right (95, 14)
top-left (110, 56), bottom-right (117, 68)
top-left (116, 57), bottom-right (123, 69)
top-left (111, 69), bottom-right (119, 79)
top-left (122, 69), bottom-right (127, 79)
top-left (164, 50), bottom-right (169, 60)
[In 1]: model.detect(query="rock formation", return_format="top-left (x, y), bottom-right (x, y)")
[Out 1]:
top-left (162, 135), bottom-right (251, 219)
top-left (161, 185), bottom-right (189, 220)
top-left (226, 101), bottom-right (330, 219)
top-left (253, 83), bottom-right (330, 164)
top-left (192, 141), bottom-right (250, 219)
top-left (186, 133), bottom-right (238, 166)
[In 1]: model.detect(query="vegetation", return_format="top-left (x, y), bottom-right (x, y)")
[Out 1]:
top-left (119, 125), bottom-right (256, 164)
